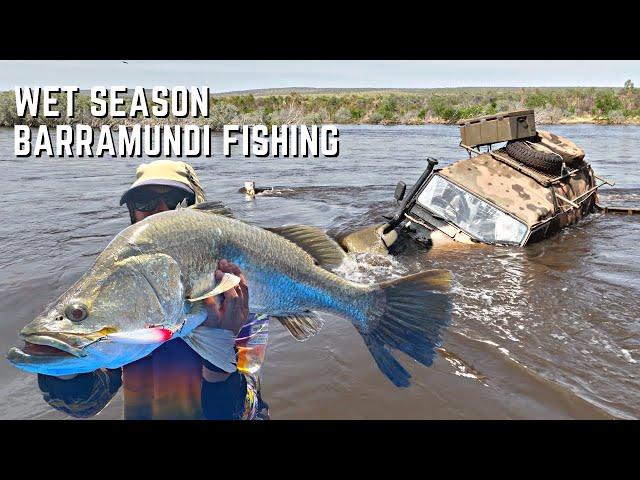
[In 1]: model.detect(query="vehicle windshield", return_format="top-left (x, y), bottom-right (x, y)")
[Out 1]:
top-left (416, 175), bottom-right (528, 245)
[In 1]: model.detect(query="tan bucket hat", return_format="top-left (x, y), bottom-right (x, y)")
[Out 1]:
top-left (120, 160), bottom-right (207, 206)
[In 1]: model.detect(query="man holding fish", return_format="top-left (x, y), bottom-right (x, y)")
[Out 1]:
top-left (35, 160), bottom-right (270, 419)
top-left (8, 156), bottom-right (453, 417)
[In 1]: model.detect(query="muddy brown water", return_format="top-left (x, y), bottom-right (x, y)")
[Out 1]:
top-left (0, 125), bottom-right (638, 419)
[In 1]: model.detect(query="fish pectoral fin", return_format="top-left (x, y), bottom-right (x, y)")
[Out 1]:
top-left (190, 201), bottom-right (235, 218)
top-left (187, 273), bottom-right (241, 302)
top-left (274, 311), bottom-right (325, 341)
top-left (183, 326), bottom-right (237, 373)
top-left (266, 225), bottom-right (347, 270)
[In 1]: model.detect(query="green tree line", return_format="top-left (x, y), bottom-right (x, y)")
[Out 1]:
top-left (1, 82), bottom-right (638, 129)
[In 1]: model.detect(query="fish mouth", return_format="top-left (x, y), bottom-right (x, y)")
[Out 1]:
top-left (21, 340), bottom-right (76, 357)
top-left (14, 334), bottom-right (88, 360)
top-left (7, 335), bottom-right (86, 371)
top-left (8, 327), bottom-right (119, 367)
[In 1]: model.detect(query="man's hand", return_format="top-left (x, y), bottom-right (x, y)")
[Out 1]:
top-left (202, 259), bottom-right (249, 336)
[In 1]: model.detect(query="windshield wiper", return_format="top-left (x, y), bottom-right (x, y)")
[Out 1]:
top-left (421, 206), bottom-right (456, 225)
top-left (427, 211), bottom-right (447, 222)
top-left (421, 206), bottom-right (473, 238)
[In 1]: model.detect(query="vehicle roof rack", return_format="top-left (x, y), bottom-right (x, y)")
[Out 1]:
top-left (459, 142), bottom-right (578, 187)
top-left (458, 110), bottom-right (536, 147)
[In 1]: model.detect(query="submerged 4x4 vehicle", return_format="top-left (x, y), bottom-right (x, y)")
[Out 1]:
top-left (339, 109), bottom-right (637, 254)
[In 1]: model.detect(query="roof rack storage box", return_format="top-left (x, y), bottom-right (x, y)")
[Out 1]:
top-left (458, 110), bottom-right (536, 147)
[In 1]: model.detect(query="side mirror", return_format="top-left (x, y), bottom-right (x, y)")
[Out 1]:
top-left (394, 181), bottom-right (406, 202)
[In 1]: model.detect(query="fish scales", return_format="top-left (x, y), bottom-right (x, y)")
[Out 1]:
top-left (121, 209), bottom-right (374, 320)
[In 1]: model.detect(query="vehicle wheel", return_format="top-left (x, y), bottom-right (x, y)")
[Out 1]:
top-left (505, 140), bottom-right (563, 176)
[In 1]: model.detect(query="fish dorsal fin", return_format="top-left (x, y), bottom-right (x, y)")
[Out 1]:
top-left (190, 201), bottom-right (235, 218)
top-left (183, 326), bottom-right (237, 372)
top-left (266, 225), bottom-right (347, 270)
top-left (274, 311), bottom-right (325, 341)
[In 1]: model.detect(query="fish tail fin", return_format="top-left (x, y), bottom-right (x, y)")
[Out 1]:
top-left (358, 269), bottom-right (453, 388)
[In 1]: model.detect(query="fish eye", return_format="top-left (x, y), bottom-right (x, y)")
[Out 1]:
top-left (64, 303), bottom-right (89, 322)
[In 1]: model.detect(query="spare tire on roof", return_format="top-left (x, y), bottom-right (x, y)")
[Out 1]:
top-left (536, 129), bottom-right (585, 166)
top-left (505, 140), bottom-right (564, 176)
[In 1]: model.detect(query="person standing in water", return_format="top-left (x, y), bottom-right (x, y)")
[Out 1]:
top-left (37, 160), bottom-right (270, 420)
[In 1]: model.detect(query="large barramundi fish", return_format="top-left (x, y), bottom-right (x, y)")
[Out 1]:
top-left (7, 202), bottom-right (452, 387)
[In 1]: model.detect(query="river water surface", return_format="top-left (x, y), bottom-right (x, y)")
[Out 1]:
top-left (0, 124), bottom-right (638, 419)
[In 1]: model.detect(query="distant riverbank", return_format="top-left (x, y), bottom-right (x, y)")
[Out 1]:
top-left (2, 86), bottom-right (639, 129)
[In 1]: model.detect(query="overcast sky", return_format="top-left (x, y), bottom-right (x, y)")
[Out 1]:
top-left (1, 60), bottom-right (638, 91)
